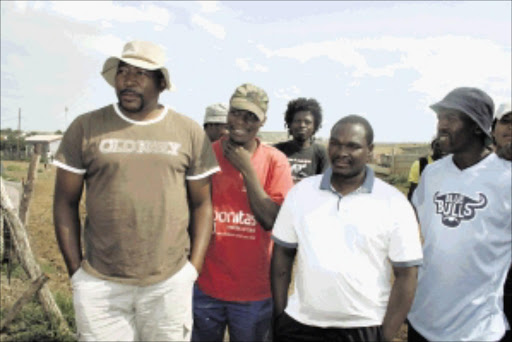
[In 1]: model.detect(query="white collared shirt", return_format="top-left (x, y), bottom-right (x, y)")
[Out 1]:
top-left (272, 167), bottom-right (423, 328)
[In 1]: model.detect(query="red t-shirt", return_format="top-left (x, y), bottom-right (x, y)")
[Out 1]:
top-left (197, 138), bottom-right (293, 301)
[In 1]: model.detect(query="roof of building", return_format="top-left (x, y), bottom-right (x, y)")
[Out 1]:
top-left (25, 134), bottom-right (63, 143)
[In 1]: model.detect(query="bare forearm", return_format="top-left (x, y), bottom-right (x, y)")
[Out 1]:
top-left (407, 183), bottom-right (418, 201)
top-left (189, 203), bottom-right (213, 273)
top-left (382, 267), bottom-right (418, 341)
top-left (54, 202), bottom-right (82, 277)
top-left (271, 245), bottom-right (296, 317)
top-left (242, 167), bottom-right (280, 231)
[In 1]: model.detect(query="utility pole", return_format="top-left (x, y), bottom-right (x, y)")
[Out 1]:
top-left (64, 106), bottom-right (68, 130)
top-left (17, 108), bottom-right (21, 160)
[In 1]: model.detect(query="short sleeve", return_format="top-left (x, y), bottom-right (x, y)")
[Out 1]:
top-left (388, 196), bottom-right (423, 266)
top-left (186, 126), bottom-right (219, 180)
top-left (408, 160), bottom-right (420, 183)
top-left (53, 116), bottom-right (86, 174)
top-left (271, 187), bottom-right (298, 248)
top-left (264, 150), bottom-right (294, 205)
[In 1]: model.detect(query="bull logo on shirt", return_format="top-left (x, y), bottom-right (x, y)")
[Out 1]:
top-left (433, 192), bottom-right (487, 228)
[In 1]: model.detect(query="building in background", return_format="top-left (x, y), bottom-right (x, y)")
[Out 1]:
top-left (24, 134), bottom-right (62, 161)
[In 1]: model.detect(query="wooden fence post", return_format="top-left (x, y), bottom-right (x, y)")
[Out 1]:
top-left (19, 143), bottom-right (42, 227)
top-left (0, 178), bottom-right (70, 335)
top-left (0, 212), bottom-right (3, 261)
top-left (0, 274), bottom-right (49, 332)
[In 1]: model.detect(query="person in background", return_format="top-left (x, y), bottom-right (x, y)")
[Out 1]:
top-left (406, 137), bottom-right (446, 201)
top-left (493, 102), bottom-right (511, 161)
top-left (493, 101), bottom-right (512, 341)
top-left (271, 115), bottom-right (423, 342)
top-left (53, 40), bottom-right (219, 341)
top-left (407, 87), bottom-right (511, 342)
top-left (274, 97), bottom-right (328, 183)
top-left (193, 83), bottom-right (293, 342)
top-left (203, 103), bottom-right (229, 142)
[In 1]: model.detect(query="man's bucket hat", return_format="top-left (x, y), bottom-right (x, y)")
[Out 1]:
top-left (229, 83), bottom-right (269, 121)
top-left (204, 103), bottom-right (229, 124)
top-left (495, 102), bottom-right (511, 121)
top-left (101, 40), bottom-right (175, 91)
top-left (430, 87), bottom-right (494, 138)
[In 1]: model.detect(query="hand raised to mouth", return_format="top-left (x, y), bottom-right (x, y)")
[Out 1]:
top-left (222, 138), bottom-right (253, 174)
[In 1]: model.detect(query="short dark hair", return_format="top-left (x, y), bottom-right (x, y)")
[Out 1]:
top-left (154, 70), bottom-right (166, 90)
top-left (284, 98), bottom-right (323, 134)
top-left (331, 115), bottom-right (374, 145)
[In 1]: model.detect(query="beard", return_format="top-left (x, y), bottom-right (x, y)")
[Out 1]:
top-left (496, 142), bottom-right (512, 161)
top-left (118, 90), bottom-right (145, 113)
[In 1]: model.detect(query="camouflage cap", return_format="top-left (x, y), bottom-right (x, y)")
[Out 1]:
top-left (229, 83), bottom-right (269, 121)
top-left (204, 103), bottom-right (228, 124)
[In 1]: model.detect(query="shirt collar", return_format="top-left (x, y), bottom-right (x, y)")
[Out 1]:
top-left (319, 165), bottom-right (375, 195)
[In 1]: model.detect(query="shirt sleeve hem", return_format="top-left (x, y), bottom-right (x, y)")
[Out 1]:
top-left (390, 258), bottom-right (423, 267)
top-left (186, 166), bottom-right (220, 180)
top-left (52, 160), bottom-right (86, 174)
top-left (271, 235), bottom-right (298, 249)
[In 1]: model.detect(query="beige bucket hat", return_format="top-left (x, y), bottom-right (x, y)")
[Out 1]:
top-left (495, 102), bottom-right (511, 121)
top-left (204, 103), bottom-right (229, 124)
top-left (101, 40), bottom-right (175, 91)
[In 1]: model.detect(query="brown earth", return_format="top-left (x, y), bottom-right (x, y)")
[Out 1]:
top-left (0, 161), bottom-right (408, 341)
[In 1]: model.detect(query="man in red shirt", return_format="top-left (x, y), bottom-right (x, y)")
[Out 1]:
top-left (193, 83), bottom-right (294, 341)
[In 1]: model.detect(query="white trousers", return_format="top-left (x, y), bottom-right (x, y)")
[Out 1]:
top-left (71, 261), bottom-right (198, 342)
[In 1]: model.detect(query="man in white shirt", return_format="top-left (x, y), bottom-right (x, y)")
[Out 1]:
top-left (271, 115), bottom-right (423, 342)
top-left (408, 88), bottom-right (512, 341)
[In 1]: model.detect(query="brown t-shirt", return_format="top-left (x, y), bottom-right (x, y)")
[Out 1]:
top-left (55, 104), bottom-right (219, 285)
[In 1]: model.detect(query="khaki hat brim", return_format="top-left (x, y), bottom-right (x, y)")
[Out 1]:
top-left (230, 98), bottom-right (265, 121)
top-left (204, 116), bottom-right (228, 124)
top-left (101, 57), bottom-right (175, 91)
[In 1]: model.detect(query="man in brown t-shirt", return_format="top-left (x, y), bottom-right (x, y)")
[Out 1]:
top-left (53, 40), bottom-right (219, 341)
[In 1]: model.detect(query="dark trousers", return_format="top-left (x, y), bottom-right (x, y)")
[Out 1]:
top-left (406, 321), bottom-right (429, 342)
top-left (503, 268), bottom-right (512, 342)
top-left (192, 285), bottom-right (272, 342)
top-left (273, 311), bottom-right (383, 342)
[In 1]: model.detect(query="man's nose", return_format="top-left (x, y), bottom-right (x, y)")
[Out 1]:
top-left (437, 119), bottom-right (448, 131)
top-left (123, 73), bottom-right (138, 86)
top-left (334, 145), bottom-right (349, 157)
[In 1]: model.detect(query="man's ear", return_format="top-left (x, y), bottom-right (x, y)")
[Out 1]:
top-left (368, 143), bottom-right (374, 162)
top-left (160, 79), bottom-right (167, 92)
top-left (474, 124), bottom-right (484, 136)
top-left (259, 116), bottom-right (267, 127)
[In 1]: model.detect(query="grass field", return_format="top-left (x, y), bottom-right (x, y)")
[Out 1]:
top-left (0, 160), bottom-right (410, 341)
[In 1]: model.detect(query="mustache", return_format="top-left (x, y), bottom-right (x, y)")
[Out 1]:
top-left (332, 157), bottom-right (351, 163)
top-left (120, 89), bottom-right (142, 96)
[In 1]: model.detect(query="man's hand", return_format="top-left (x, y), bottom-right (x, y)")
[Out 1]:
top-left (222, 139), bottom-right (252, 175)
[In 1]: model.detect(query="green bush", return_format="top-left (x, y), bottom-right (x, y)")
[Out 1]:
top-left (55, 291), bottom-right (76, 332)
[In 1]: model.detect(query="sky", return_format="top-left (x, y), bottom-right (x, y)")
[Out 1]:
top-left (1, 1), bottom-right (511, 142)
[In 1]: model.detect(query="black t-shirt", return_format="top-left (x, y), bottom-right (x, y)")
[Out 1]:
top-left (274, 140), bottom-right (329, 183)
